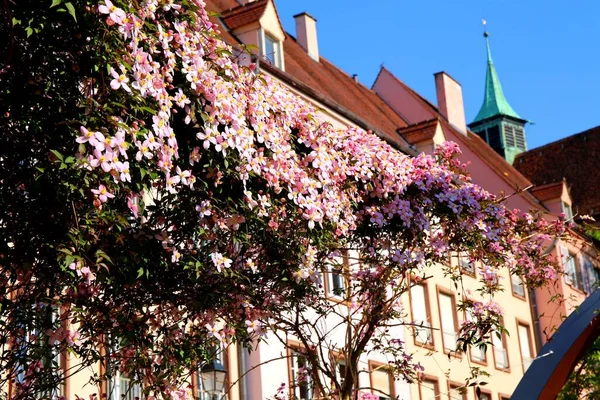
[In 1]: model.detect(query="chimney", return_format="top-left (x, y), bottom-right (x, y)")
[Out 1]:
top-left (294, 12), bottom-right (319, 62)
top-left (434, 72), bottom-right (467, 135)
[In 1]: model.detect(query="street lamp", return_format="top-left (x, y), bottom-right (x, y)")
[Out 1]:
top-left (200, 358), bottom-right (227, 398)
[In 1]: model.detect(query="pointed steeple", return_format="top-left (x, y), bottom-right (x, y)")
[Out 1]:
top-left (472, 32), bottom-right (521, 123)
top-left (469, 27), bottom-right (528, 165)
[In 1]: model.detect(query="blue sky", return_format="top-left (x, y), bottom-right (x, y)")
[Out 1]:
top-left (275, 1), bottom-right (600, 149)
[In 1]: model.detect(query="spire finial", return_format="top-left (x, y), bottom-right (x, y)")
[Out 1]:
top-left (482, 19), bottom-right (493, 64)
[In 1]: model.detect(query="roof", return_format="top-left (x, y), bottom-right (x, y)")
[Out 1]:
top-left (530, 181), bottom-right (565, 202)
top-left (374, 66), bottom-right (540, 207)
top-left (515, 125), bottom-right (600, 217)
top-left (471, 33), bottom-right (522, 125)
top-left (397, 119), bottom-right (439, 144)
top-left (220, 0), bottom-right (269, 30)
top-left (204, 0), bottom-right (410, 148)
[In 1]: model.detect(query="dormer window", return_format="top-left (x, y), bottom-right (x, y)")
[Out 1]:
top-left (562, 202), bottom-right (573, 220)
top-left (262, 32), bottom-right (283, 68)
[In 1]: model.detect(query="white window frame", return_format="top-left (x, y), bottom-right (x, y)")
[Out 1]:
top-left (289, 350), bottom-right (314, 400)
top-left (562, 202), bottom-right (573, 220)
top-left (326, 252), bottom-right (347, 300)
top-left (261, 30), bottom-right (283, 69)
top-left (517, 323), bottom-right (533, 372)
top-left (438, 292), bottom-right (458, 353)
top-left (410, 284), bottom-right (433, 345)
top-left (465, 309), bottom-right (486, 362)
top-left (511, 274), bottom-right (526, 298)
top-left (492, 329), bottom-right (509, 370)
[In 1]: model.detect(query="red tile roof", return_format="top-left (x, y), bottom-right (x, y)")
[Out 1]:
top-left (530, 181), bottom-right (564, 202)
top-left (396, 119), bottom-right (439, 144)
top-left (203, 0), bottom-right (411, 152)
top-left (515, 126), bottom-right (600, 218)
top-left (221, 0), bottom-right (268, 30)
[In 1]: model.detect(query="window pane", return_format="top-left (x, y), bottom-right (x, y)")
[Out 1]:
top-left (511, 275), bottom-right (525, 297)
top-left (449, 385), bottom-right (466, 400)
top-left (518, 324), bottom-right (533, 371)
top-left (411, 285), bottom-right (432, 344)
top-left (439, 293), bottom-right (457, 352)
top-left (371, 367), bottom-right (392, 399)
top-left (492, 330), bottom-right (509, 369)
top-left (420, 379), bottom-right (437, 400)
top-left (264, 35), bottom-right (277, 65)
top-left (290, 351), bottom-right (313, 400)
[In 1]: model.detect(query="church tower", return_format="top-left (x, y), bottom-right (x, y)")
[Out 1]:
top-left (468, 30), bottom-right (528, 165)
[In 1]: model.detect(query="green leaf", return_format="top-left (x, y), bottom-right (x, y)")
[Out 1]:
top-left (64, 2), bottom-right (77, 22)
top-left (12, 18), bottom-right (21, 26)
top-left (50, 149), bottom-right (64, 161)
top-left (137, 268), bottom-right (145, 278)
top-left (25, 27), bottom-right (33, 37)
top-left (50, 0), bottom-right (62, 7)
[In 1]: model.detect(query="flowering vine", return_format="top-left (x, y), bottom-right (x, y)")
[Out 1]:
top-left (0, 0), bottom-right (566, 398)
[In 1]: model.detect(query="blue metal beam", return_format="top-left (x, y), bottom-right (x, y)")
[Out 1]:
top-left (512, 289), bottom-right (600, 399)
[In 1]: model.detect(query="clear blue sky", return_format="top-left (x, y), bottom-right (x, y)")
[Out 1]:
top-left (275, 1), bottom-right (600, 149)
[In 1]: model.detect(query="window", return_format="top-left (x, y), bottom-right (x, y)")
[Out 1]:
top-left (336, 358), bottom-right (348, 387)
top-left (438, 291), bottom-right (458, 353)
top-left (465, 309), bottom-right (486, 363)
top-left (369, 362), bottom-right (394, 400)
top-left (582, 255), bottom-right (599, 294)
top-left (456, 253), bottom-right (475, 276)
top-left (107, 339), bottom-right (142, 400)
top-left (561, 246), bottom-right (583, 291)
top-left (108, 373), bottom-right (142, 400)
top-left (504, 125), bottom-right (515, 147)
top-left (410, 284), bottom-right (433, 345)
top-left (14, 305), bottom-right (65, 399)
top-left (511, 275), bottom-right (526, 298)
top-left (263, 34), bottom-right (281, 68)
top-left (517, 323), bottom-right (534, 372)
top-left (326, 252), bottom-right (347, 300)
top-left (562, 202), bottom-right (573, 220)
top-left (491, 327), bottom-right (509, 370)
top-left (486, 126), bottom-right (502, 153)
top-left (289, 350), bottom-right (313, 400)
top-left (475, 390), bottom-right (491, 400)
top-left (448, 383), bottom-right (466, 400)
top-left (419, 377), bottom-right (439, 400)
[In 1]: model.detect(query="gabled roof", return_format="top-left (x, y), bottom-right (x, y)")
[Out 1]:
top-left (530, 181), bottom-right (566, 203)
top-left (515, 125), bottom-right (600, 217)
top-left (396, 119), bottom-right (439, 144)
top-left (204, 0), bottom-right (410, 151)
top-left (220, 0), bottom-right (269, 30)
top-left (471, 33), bottom-right (523, 125)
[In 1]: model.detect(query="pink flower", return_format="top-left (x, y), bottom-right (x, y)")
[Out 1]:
top-left (91, 184), bottom-right (115, 203)
top-left (127, 194), bottom-right (139, 218)
top-left (210, 252), bottom-right (232, 272)
top-left (76, 126), bottom-right (96, 144)
top-left (98, 0), bottom-right (126, 25)
top-left (109, 66), bottom-right (131, 92)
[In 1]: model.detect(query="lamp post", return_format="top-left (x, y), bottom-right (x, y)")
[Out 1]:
top-left (200, 358), bottom-right (227, 400)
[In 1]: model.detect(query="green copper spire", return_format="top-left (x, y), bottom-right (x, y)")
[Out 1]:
top-left (472, 32), bottom-right (521, 123)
